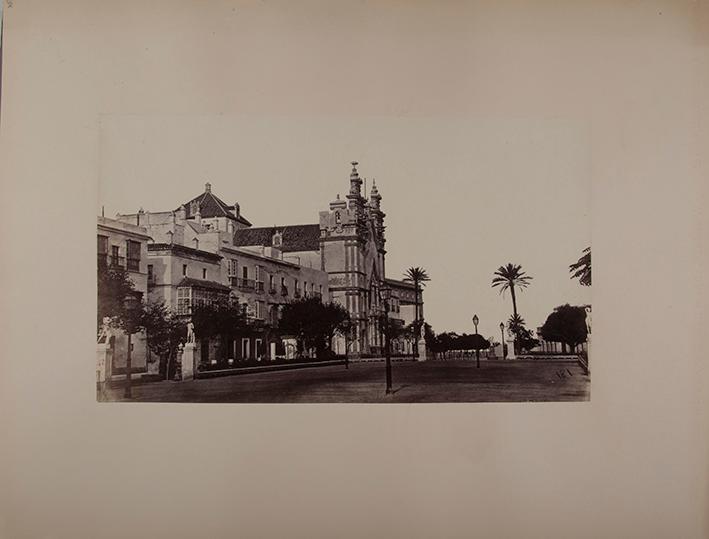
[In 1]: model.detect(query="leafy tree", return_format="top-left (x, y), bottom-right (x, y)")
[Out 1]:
top-left (280, 297), bottom-right (351, 359)
top-left (403, 267), bottom-right (431, 357)
top-left (491, 263), bottom-right (532, 318)
top-left (570, 247), bottom-right (591, 286)
top-left (191, 299), bottom-right (248, 362)
top-left (142, 301), bottom-right (187, 379)
top-left (539, 304), bottom-right (588, 353)
top-left (437, 332), bottom-right (457, 358)
top-left (97, 267), bottom-right (138, 330)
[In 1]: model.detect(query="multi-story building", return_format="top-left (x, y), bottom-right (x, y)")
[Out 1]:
top-left (104, 161), bottom-right (424, 365)
top-left (115, 184), bottom-right (330, 365)
top-left (96, 216), bottom-right (153, 378)
top-left (385, 278), bottom-right (421, 356)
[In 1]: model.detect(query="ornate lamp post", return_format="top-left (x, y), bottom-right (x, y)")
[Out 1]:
top-left (380, 285), bottom-right (393, 394)
top-left (123, 292), bottom-right (142, 399)
top-left (341, 318), bottom-right (352, 369)
top-left (500, 322), bottom-right (505, 359)
top-left (472, 314), bottom-right (480, 368)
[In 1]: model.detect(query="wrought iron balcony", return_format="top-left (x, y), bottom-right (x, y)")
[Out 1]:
top-left (230, 277), bottom-right (256, 290)
top-left (281, 285), bottom-right (288, 296)
top-left (109, 255), bottom-right (125, 269)
top-left (126, 258), bottom-right (140, 272)
top-left (269, 286), bottom-right (277, 295)
top-left (256, 281), bottom-right (265, 293)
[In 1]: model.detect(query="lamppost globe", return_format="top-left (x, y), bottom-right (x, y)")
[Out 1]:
top-left (472, 314), bottom-right (479, 334)
top-left (499, 322), bottom-right (504, 332)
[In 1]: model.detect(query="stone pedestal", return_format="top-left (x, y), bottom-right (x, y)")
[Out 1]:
top-left (284, 338), bottom-right (297, 360)
top-left (96, 343), bottom-right (113, 383)
top-left (417, 338), bottom-right (427, 362)
top-left (181, 343), bottom-right (196, 380)
top-left (505, 338), bottom-right (516, 359)
top-left (270, 342), bottom-right (277, 360)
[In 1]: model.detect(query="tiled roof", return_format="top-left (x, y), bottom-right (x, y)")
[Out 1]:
top-left (176, 277), bottom-right (231, 292)
top-left (177, 188), bottom-right (252, 227)
top-left (233, 224), bottom-right (321, 253)
top-left (148, 243), bottom-right (222, 262)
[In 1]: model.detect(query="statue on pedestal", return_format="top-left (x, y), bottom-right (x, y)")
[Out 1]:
top-left (97, 317), bottom-right (112, 344)
top-left (186, 322), bottom-right (195, 344)
top-left (585, 306), bottom-right (592, 335)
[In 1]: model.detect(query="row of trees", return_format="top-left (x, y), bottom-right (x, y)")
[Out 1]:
top-left (486, 247), bottom-right (592, 354)
top-left (99, 267), bottom-right (357, 378)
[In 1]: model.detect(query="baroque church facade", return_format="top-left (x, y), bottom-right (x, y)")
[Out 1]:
top-left (233, 161), bottom-right (418, 357)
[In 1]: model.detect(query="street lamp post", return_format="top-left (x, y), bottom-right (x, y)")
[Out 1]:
top-left (472, 314), bottom-right (480, 368)
top-left (381, 286), bottom-right (393, 394)
top-left (500, 322), bottom-right (505, 360)
top-left (342, 319), bottom-right (351, 369)
top-left (123, 293), bottom-right (141, 399)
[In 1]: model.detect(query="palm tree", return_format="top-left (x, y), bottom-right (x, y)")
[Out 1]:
top-left (403, 267), bottom-right (431, 357)
top-left (491, 263), bottom-right (532, 318)
top-left (569, 247), bottom-right (591, 286)
top-left (507, 313), bottom-right (526, 334)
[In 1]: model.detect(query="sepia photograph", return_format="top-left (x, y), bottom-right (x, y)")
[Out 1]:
top-left (2, 1), bottom-right (707, 538)
top-left (96, 116), bottom-right (591, 403)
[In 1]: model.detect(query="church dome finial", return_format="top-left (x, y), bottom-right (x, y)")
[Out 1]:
top-left (348, 161), bottom-right (363, 197)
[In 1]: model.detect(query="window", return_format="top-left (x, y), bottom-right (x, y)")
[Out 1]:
top-left (126, 240), bottom-right (141, 271)
top-left (202, 268), bottom-right (207, 279)
top-left (227, 259), bottom-right (238, 277)
top-left (255, 265), bottom-right (261, 282)
top-left (256, 301), bottom-right (265, 320)
top-left (269, 275), bottom-right (274, 289)
top-left (110, 245), bottom-right (122, 268)
top-left (97, 235), bottom-right (109, 267)
top-left (177, 287), bottom-right (192, 315)
top-left (147, 264), bottom-right (154, 283)
top-left (242, 265), bottom-right (248, 279)
top-left (281, 277), bottom-right (286, 287)
top-left (97, 235), bottom-right (108, 254)
top-left (182, 264), bottom-right (187, 277)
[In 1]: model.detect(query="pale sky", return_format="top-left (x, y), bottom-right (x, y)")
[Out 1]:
top-left (99, 115), bottom-right (590, 335)
top-left (84, 0), bottom-right (674, 336)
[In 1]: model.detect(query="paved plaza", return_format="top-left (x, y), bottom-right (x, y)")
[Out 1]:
top-left (99, 359), bottom-right (590, 403)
